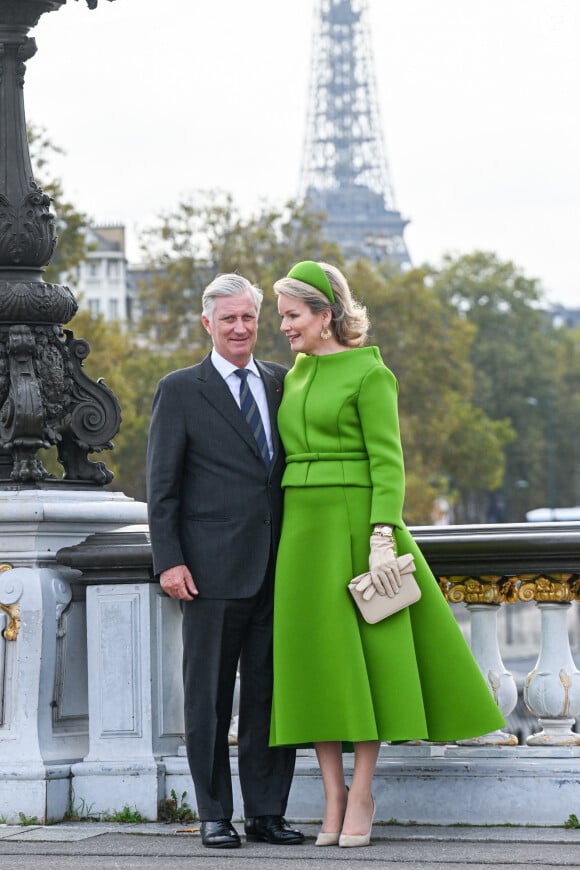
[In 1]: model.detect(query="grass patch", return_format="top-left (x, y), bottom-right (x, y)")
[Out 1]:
top-left (158, 790), bottom-right (197, 824)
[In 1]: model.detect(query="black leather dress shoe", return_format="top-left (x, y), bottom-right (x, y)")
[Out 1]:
top-left (244, 815), bottom-right (305, 844)
top-left (200, 819), bottom-right (241, 849)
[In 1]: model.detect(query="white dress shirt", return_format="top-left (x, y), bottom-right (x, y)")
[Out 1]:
top-left (210, 349), bottom-right (274, 460)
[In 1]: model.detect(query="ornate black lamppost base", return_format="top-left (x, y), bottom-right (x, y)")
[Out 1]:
top-left (0, 0), bottom-right (120, 485)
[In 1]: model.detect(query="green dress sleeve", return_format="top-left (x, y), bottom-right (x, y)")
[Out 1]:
top-left (358, 362), bottom-right (405, 527)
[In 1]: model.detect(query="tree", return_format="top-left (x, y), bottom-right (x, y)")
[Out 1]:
top-left (441, 401), bottom-right (514, 523)
top-left (431, 251), bottom-right (560, 520)
top-left (551, 326), bottom-right (580, 508)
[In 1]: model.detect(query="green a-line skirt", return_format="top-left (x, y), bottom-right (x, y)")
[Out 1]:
top-left (270, 485), bottom-right (505, 747)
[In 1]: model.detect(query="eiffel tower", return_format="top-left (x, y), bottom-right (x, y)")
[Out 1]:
top-left (299, 0), bottom-right (411, 268)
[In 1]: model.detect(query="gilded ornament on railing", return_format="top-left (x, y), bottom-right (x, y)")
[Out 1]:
top-left (569, 577), bottom-right (580, 600)
top-left (0, 563), bottom-right (19, 642)
top-left (559, 669), bottom-right (572, 717)
top-left (0, 602), bottom-right (20, 641)
top-left (518, 574), bottom-right (579, 603)
top-left (437, 573), bottom-right (580, 605)
top-left (441, 575), bottom-right (519, 605)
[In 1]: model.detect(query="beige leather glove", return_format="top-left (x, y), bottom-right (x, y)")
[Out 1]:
top-left (354, 533), bottom-right (402, 601)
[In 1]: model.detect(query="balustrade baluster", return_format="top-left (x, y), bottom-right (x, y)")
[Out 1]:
top-left (459, 602), bottom-right (518, 744)
top-left (445, 576), bottom-right (518, 745)
top-left (524, 601), bottom-right (580, 745)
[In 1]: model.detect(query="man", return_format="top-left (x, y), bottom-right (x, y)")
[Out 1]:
top-left (146, 273), bottom-right (302, 850)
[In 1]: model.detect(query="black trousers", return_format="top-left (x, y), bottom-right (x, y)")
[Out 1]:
top-left (181, 574), bottom-right (296, 821)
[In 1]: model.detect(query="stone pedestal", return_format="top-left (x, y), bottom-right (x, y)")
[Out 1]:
top-left (70, 583), bottom-right (184, 820)
top-left (0, 488), bottom-right (147, 564)
top-left (0, 488), bottom-right (147, 824)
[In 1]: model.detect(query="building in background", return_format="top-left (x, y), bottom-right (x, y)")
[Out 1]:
top-left (65, 224), bottom-right (130, 322)
top-left (549, 304), bottom-right (580, 331)
top-left (299, 0), bottom-right (411, 267)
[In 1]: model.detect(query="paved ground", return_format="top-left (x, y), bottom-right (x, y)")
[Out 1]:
top-left (1, 821), bottom-right (580, 869)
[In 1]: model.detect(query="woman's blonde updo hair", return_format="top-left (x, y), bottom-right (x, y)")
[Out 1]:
top-left (273, 262), bottom-right (369, 348)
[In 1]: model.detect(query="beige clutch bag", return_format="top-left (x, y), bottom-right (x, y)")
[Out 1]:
top-left (348, 553), bottom-right (421, 624)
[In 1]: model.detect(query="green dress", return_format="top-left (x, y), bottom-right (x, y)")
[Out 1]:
top-left (270, 347), bottom-right (505, 747)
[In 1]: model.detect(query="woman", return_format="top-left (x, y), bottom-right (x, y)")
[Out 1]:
top-left (270, 260), bottom-right (505, 848)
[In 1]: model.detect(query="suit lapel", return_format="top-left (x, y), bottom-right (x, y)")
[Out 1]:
top-left (196, 354), bottom-right (285, 463)
top-left (196, 355), bottom-right (259, 457)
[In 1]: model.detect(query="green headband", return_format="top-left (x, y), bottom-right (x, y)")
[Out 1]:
top-left (287, 260), bottom-right (335, 304)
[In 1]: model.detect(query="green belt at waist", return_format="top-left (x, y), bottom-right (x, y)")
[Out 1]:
top-left (285, 451), bottom-right (368, 463)
top-left (282, 452), bottom-right (371, 488)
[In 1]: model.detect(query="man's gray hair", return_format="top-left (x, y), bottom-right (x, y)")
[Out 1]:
top-left (202, 273), bottom-right (263, 320)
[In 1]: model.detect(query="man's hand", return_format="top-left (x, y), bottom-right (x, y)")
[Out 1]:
top-left (159, 564), bottom-right (199, 600)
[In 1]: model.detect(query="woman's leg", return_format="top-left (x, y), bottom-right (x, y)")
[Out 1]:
top-left (314, 741), bottom-right (348, 832)
top-left (341, 740), bottom-right (380, 835)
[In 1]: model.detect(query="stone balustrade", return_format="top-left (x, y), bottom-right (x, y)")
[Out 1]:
top-left (1, 505), bottom-right (579, 825)
top-left (414, 522), bottom-right (580, 747)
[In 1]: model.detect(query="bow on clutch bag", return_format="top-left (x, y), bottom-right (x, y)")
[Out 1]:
top-left (348, 553), bottom-right (421, 624)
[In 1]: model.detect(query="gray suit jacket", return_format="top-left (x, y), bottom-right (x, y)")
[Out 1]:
top-left (146, 353), bottom-right (287, 598)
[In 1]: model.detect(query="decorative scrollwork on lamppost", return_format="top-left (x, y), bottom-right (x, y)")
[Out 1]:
top-left (0, 0), bottom-right (119, 485)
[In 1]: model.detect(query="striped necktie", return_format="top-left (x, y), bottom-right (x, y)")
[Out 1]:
top-left (234, 369), bottom-right (270, 465)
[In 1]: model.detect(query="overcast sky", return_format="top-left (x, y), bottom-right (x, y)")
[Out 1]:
top-left (24, 0), bottom-right (579, 307)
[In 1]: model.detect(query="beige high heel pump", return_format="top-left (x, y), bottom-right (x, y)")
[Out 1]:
top-left (315, 830), bottom-right (340, 846)
top-left (315, 786), bottom-right (349, 847)
top-left (338, 796), bottom-right (376, 848)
